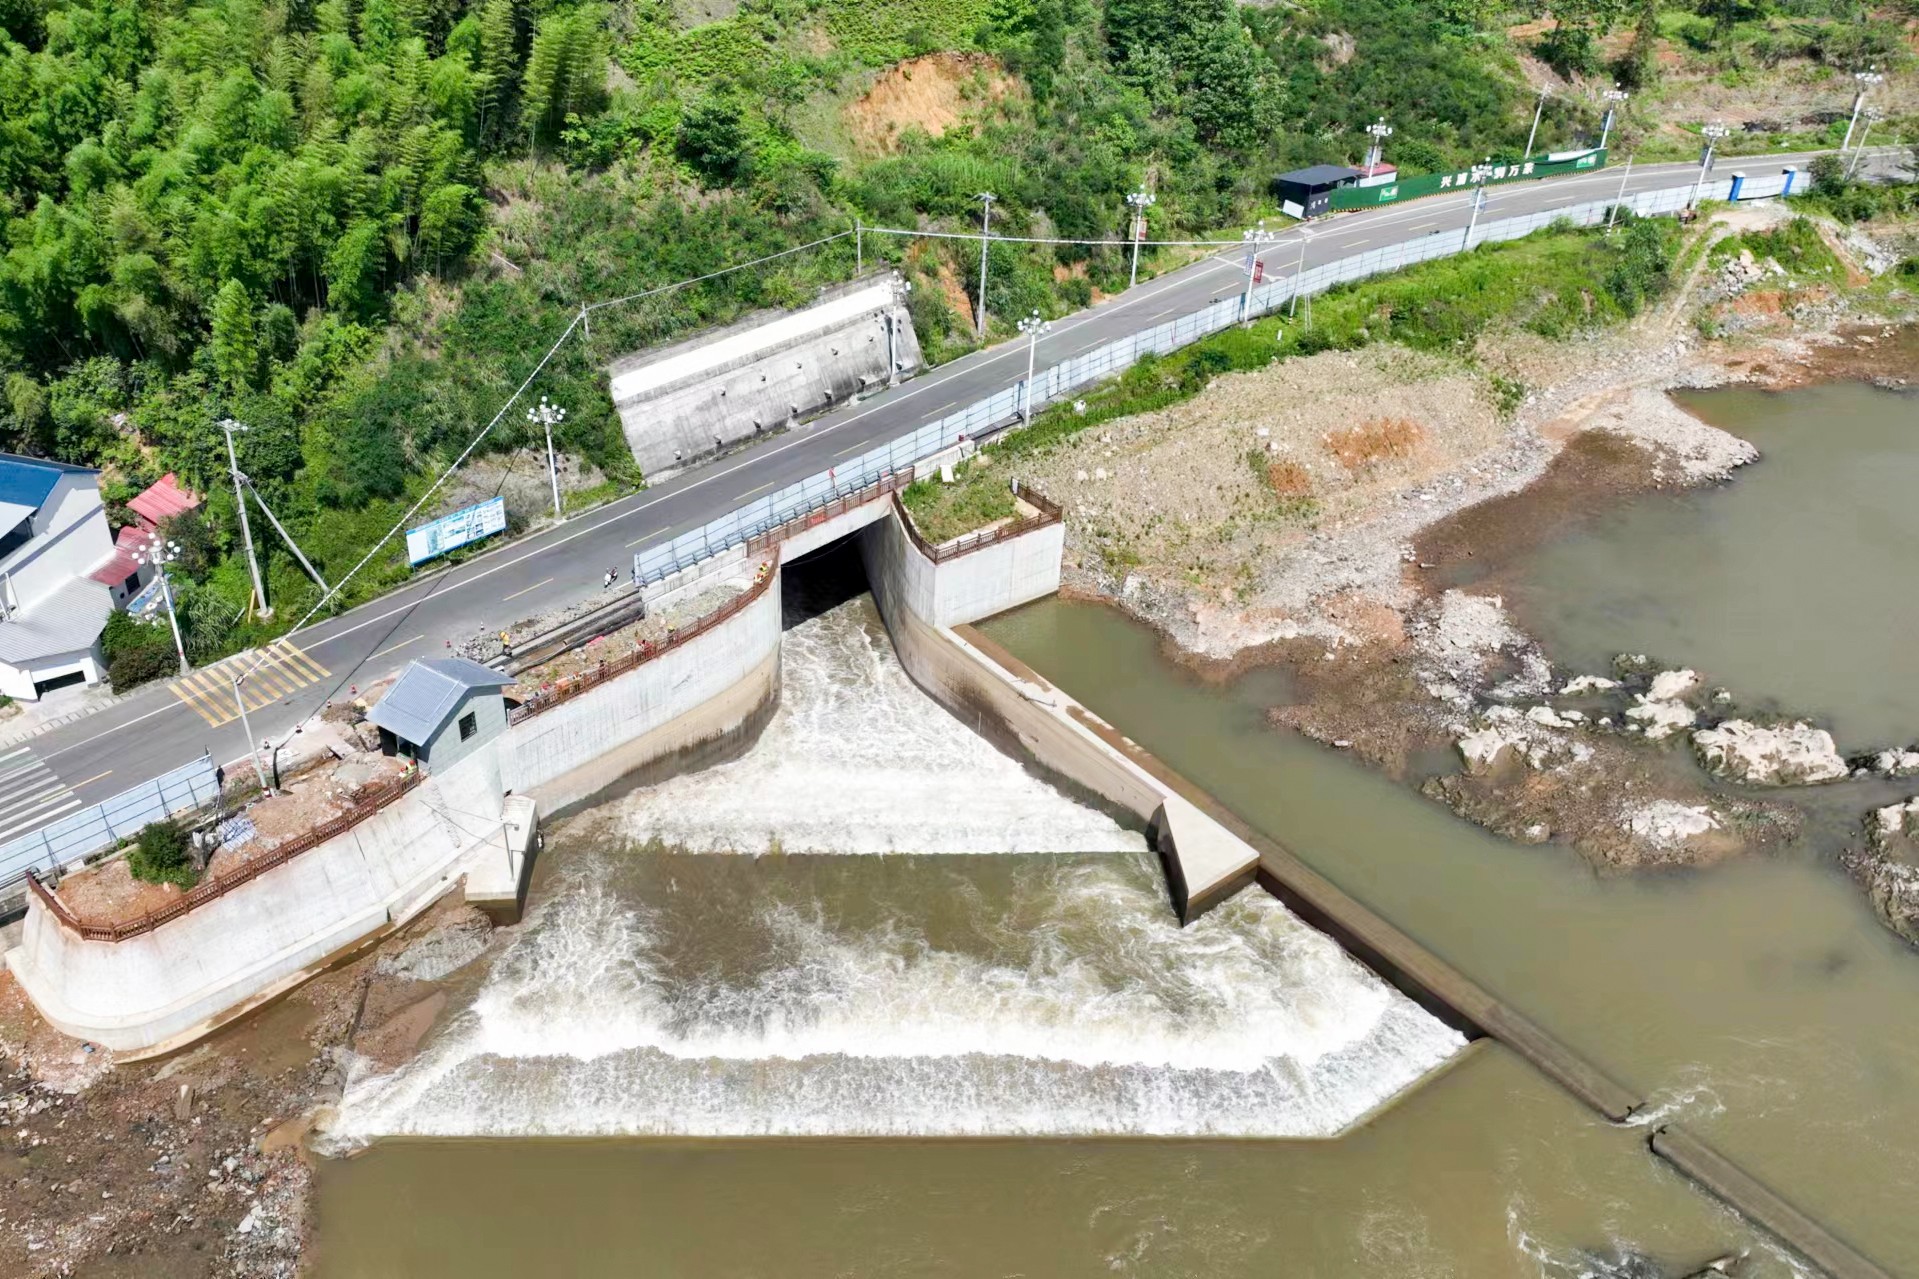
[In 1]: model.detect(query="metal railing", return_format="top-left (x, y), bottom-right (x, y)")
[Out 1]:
top-left (508, 560), bottom-right (778, 725)
top-left (630, 169), bottom-right (1803, 589)
top-left (28, 766), bottom-right (423, 943)
top-left (897, 485), bottom-right (1064, 563)
top-left (744, 470), bottom-right (919, 554)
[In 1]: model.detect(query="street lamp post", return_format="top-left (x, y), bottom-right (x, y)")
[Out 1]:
top-left (1525, 87), bottom-right (1549, 158)
top-left (526, 396), bottom-right (566, 522)
top-left (1850, 107), bottom-right (1884, 178)
top-left (1463, 162), bottom-right (1494, 248)
top-left (974, 192), bottom-right (997, 337)
top-left (1843, 67), bottom-right (1884, 151)
top-left (1125, 189), bottom-right (1156, 289)
top-left (1691, 123), bottom-right (1730, 207)
top-left (220, 419), bottom-right (269, 620)
top-left (1017, 311), bottom-right (1052, 423)
top-left (1600, 87), bottom-right (1629, 151)
top-left (1607, 153), bottom-right (1635, 229)
top-left (133, 534), bottom-right (188, 676)
top-left (1240, 220), bottom-right (1267, 322)
top-left (1289, 224), bottom-right (1312, 319)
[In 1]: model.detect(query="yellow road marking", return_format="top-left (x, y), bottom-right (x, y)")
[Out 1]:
top-left (502, 577), bottom-right (554, 603)
top-left (169, 639), bottom-right (332, 726)
top-left (371, 634), bottom-right (425, 660)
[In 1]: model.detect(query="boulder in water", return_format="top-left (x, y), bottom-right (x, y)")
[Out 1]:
top-left (1692, 719), bottom-right (1847, 785)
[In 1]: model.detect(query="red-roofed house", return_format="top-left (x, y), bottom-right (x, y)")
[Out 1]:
top-left (87, 524), bottom-right (152, 600)
top-left (127, 473), bottom-right (199, 530)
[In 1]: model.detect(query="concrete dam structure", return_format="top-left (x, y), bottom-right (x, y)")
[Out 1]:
top-left (606, 275), bottom-right (923, 480)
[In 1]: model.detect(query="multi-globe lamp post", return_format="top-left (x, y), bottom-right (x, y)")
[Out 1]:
top-left (1600, 86), bottom-right (1629, 151)
top-left (1691, 122), bottom-right (1730, 207)
top-left (1125, 189), bottom-right (1156, 289)
top-left (1240, 220), bottom-right (1267, 322)
top-left (527, 396), bottom-right (566, 522)
top-left (1018, 311), bottom-right (1052, 424)
top-left (1844, 67), bottom-right (1885, 151)
top-left (132, 533), bottom-right (188, 677)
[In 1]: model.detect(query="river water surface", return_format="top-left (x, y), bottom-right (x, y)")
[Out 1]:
top-left (315, 381), bottom-right (1918, 1276)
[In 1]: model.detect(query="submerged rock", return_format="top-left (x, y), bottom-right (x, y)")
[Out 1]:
top-left (1692, 719), bottom-right (1847, 785)
top-left (1622, 799), bottom-right (1719, 850)
top-left (1872, 748), bottom-right (1919, 778)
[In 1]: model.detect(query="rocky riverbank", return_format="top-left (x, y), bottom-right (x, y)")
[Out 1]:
top-left (1021, 203), bottom-right (1919, 895)
top-left (0, 894), bottom-right (501, 1278)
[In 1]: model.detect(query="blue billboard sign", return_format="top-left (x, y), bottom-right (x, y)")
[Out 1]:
top-left (406, 497), bottom-right (507, 565)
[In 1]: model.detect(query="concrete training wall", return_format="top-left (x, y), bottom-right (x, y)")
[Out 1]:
top-left (857, 504), bottom-right (1256, 921)
top-left (500, 565), bottom-right (782, 814)
top-left (607, 275), bottom-right (923, 481)
top-left (7, 745), bottom-right (516, 1055)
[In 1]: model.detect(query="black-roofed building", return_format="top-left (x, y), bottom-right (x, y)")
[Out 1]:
top-left (365, 657), bottom-right (513, 772)
top-left (1272, 164), bottom-right (1363, 218)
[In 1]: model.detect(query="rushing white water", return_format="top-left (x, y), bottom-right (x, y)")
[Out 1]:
top-left (323, 594), bottom-right (1463, 1146)
top-left (586, 599), bottom-right (1147, 855)
top-left (325, 851), bottom-right (1464, 1144)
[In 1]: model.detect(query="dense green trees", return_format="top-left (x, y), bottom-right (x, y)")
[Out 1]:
top-left (0, 0), bottom-right (1887, 674)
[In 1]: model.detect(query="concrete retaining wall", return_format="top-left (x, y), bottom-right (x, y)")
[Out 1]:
top-left (607, 276), bottom-right (923, 480)
top-left (499, 568), bottom-right (783, 814)
top-left (7, 746), bottom-right (518, 1055)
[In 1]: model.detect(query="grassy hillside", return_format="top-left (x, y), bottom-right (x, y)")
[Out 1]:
top-left (0, 0), bottom-right (1909, 678)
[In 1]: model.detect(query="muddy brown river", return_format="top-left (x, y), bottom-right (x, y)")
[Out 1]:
top-left (312, 379), bottom-right (1919, 1277)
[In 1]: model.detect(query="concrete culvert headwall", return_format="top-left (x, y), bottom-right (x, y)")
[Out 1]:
top-left (606, 274), bottom-right (923, 481)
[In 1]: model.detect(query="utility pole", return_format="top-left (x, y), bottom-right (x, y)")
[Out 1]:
top-left (526, 396), bottom-right (566, 522)
top-left (1125, 189), bottom-right (1155, 289)
top-left (1600, 87), bottom-right (1629, 152)
top-left (133, 533), bottom-right (188, 676)
top-left (855, 217), bottom-right (863, 276)
top-left (1017, 311), bottom-right (1052, 424)
top-left (1362, 117), bottom-right (1393, 173)
top-left (973, 192), bottom-right (997, 338)
top-left (1843, 67), bottom-right (1884, 151)
top-left (1691, 123), bottom-right (1730, 208)
top-left (220, 419), bottom-right (268, 619)
top-left (233, 671), bottom-right (270, 794)
top-left (1607, 153), bottom-right (1635, 229)
top-left (1525, 87), bottom-right (1549, 158)
top-left (1240, 221), bottom-right (1267, 322)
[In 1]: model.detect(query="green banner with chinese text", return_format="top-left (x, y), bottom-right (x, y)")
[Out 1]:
top-left (1328, 149), bottom-right (1608, 212)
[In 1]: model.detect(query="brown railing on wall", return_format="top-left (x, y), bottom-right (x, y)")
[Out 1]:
top-left (896, 484), bottom-right (1064, 564)
top-left (507, 560), bottom-right (778, 725)
top-left (744, 469), bottom-right (917, 556)
top-left (28, 767), bottom-right (425, 944)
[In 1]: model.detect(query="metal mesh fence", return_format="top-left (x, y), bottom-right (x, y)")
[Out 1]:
top-left (0, 753), bottom-right (220, 890)
top-left (635, 172), bottom-right (1775, 584)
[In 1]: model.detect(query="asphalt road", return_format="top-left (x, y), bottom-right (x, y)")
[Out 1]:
top-left (0, 148), bottom-right (1878, 838)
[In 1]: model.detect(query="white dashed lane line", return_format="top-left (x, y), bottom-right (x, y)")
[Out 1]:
top-left (0, 746), bottom-right (82, 843)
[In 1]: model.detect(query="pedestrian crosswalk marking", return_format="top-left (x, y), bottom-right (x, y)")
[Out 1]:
top-left (0, 746), bottom-right (82, 843)
top-left (168, 639), bottom-right (332, 728)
